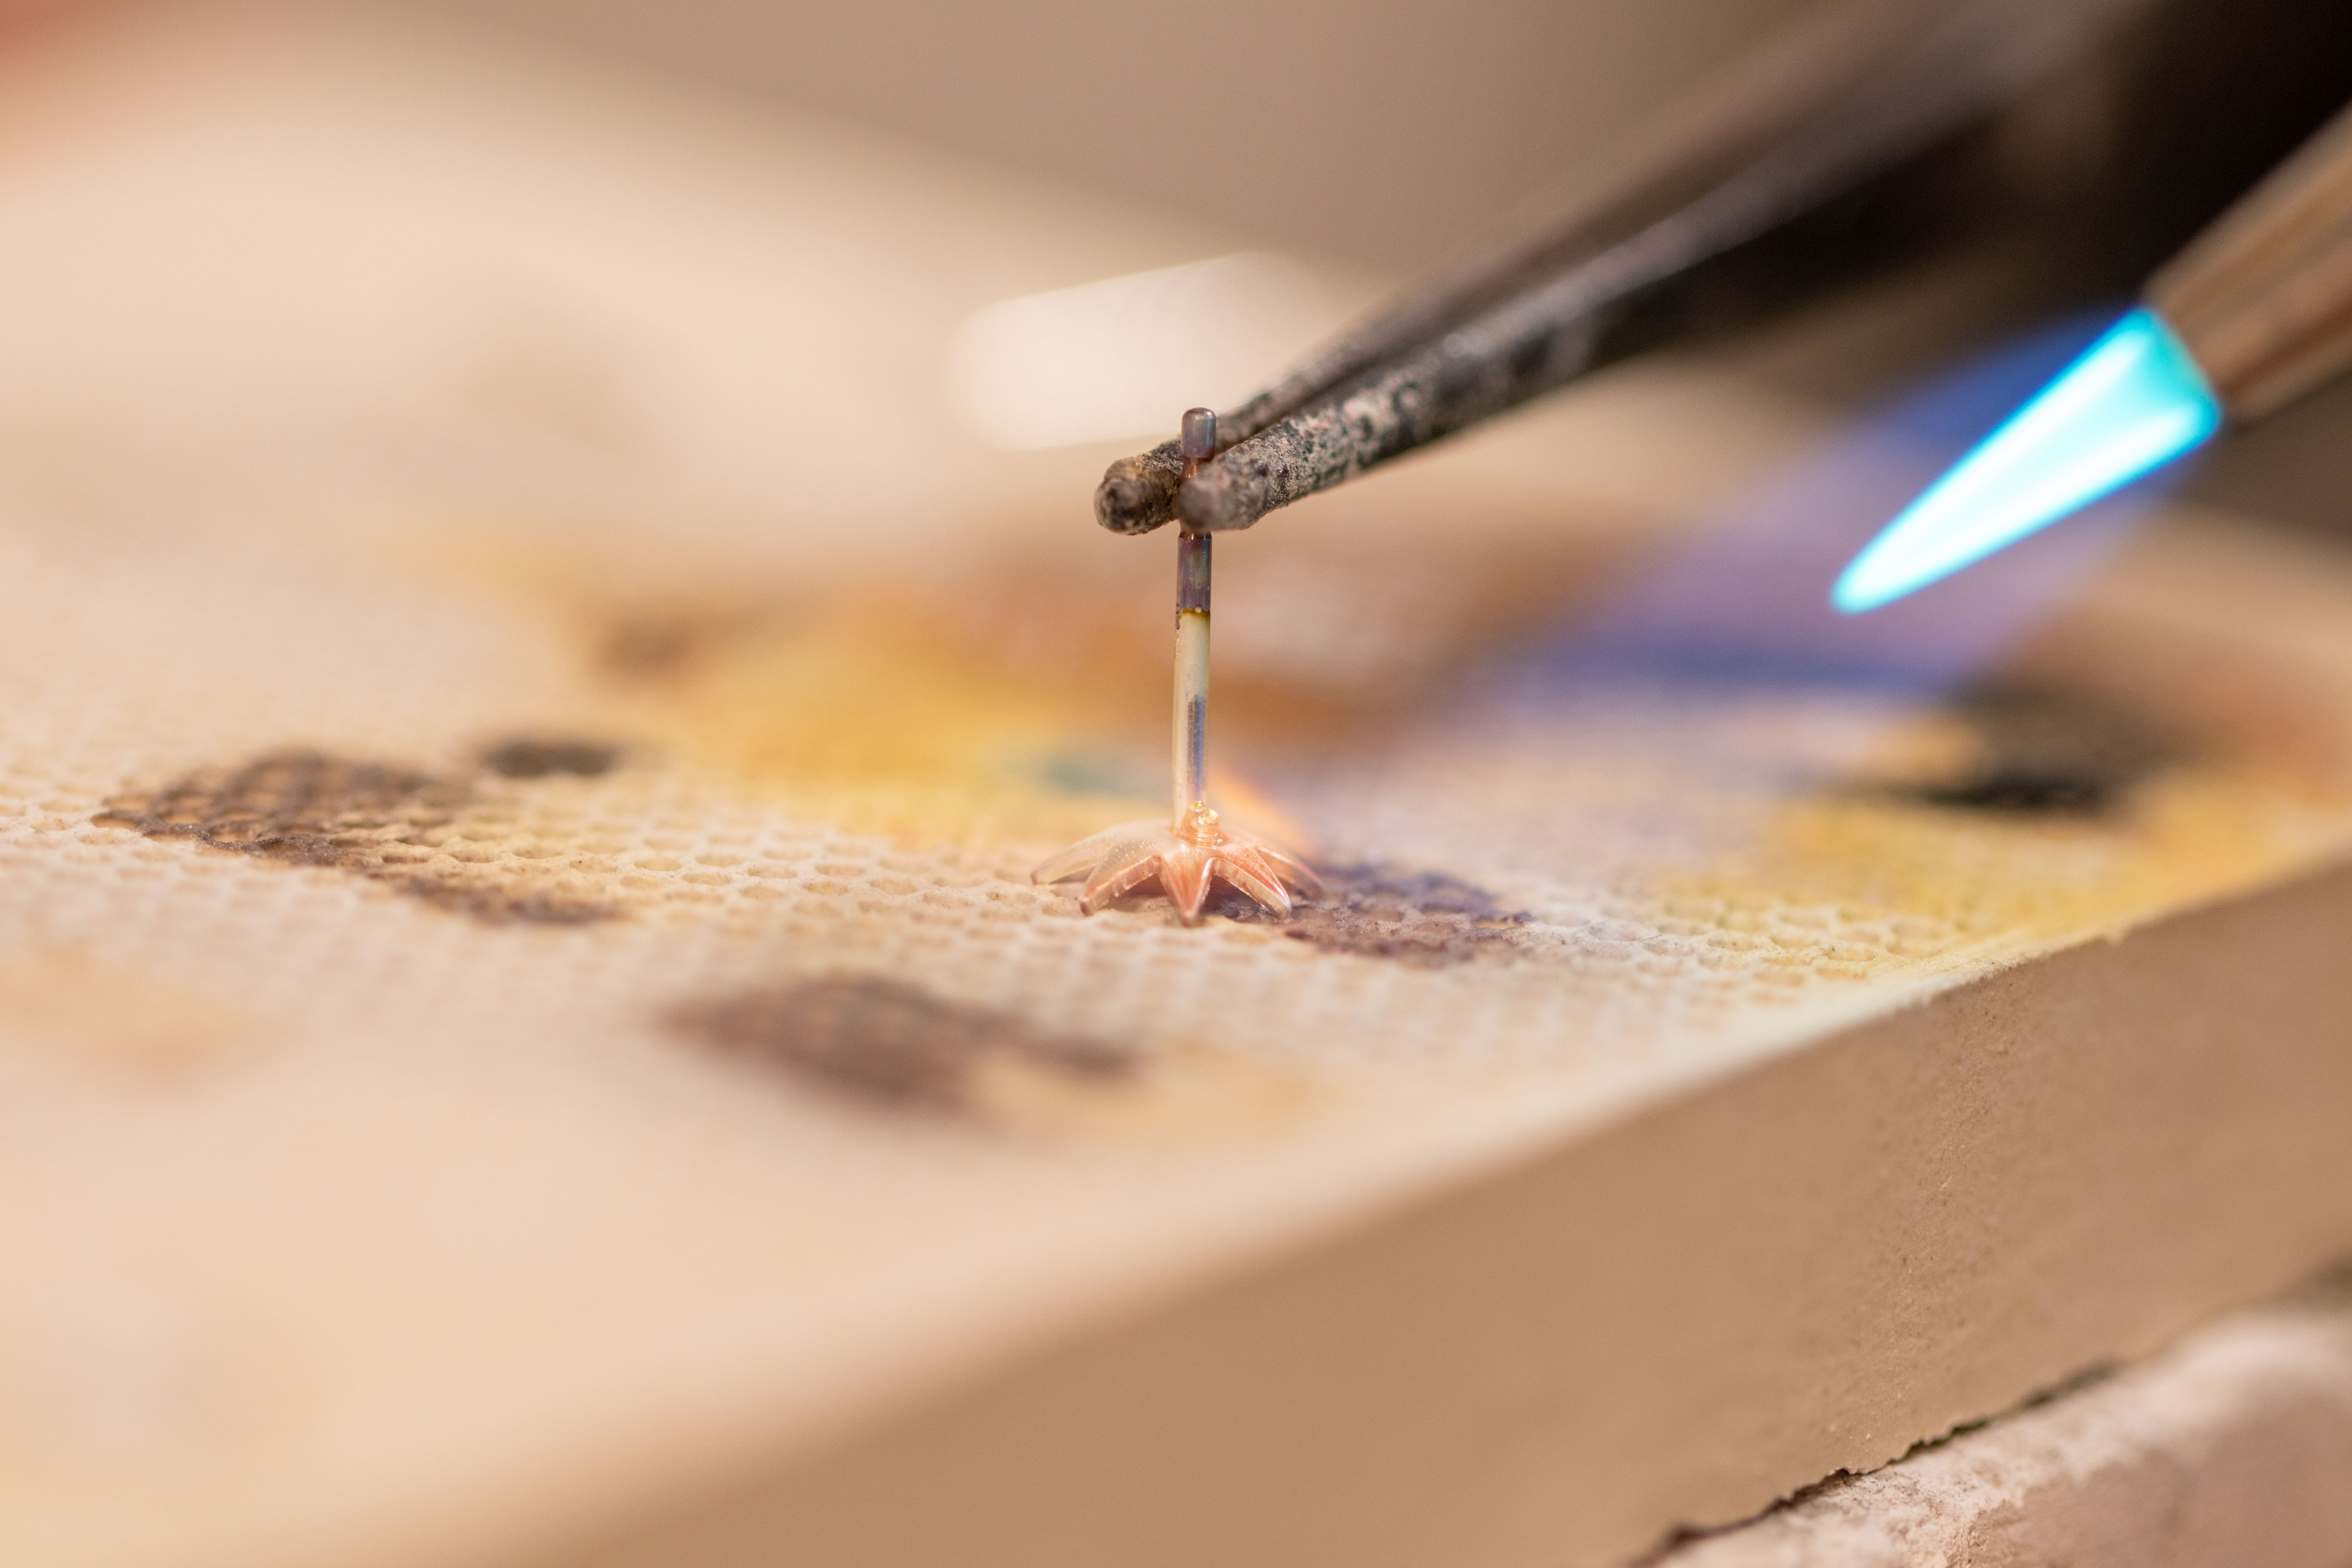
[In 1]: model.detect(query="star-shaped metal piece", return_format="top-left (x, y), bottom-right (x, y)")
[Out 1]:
top-left (1034, 802), bottom-right (1321, 925)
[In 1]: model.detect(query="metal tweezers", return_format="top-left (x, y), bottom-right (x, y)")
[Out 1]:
top-left (1094, 0), bottom-right (2156, 537)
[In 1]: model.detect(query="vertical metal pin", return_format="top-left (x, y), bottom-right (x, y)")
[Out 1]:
top-left (1174, 408), bottom-right (1214, 836)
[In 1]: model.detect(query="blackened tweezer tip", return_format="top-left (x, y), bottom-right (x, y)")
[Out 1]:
top-left (1093, 440), bottom-right (1183, 534)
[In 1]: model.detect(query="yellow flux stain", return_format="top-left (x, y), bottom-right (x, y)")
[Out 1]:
top-left (440, 527), bottom-right (2352, 974)
top-left (624, 599), bottom-right (1163, 848)
top-left (1666, 761), bottom-right (2350, 983)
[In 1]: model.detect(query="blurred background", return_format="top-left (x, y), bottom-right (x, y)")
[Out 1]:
top-left (402, 0), bottom-right (1821, 274)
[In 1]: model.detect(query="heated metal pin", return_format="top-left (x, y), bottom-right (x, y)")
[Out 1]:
top-left (1174, 408), bottom-right (1214, 829)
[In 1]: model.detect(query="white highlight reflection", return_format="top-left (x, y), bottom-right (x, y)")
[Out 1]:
top-left (943, 254), bottom-right (1331, 450)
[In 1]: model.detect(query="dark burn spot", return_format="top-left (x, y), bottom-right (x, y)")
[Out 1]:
top-left (394, 880), bottom-right (614, 926)
top-left (676, 976), bottom-right (1131, 1114)
top-left (1218, 866), bottom-right (1528, 967)
top-left (96, 749), bottom-right (618, 926)
top-left (1891, 685), bottom-right (2180, 818)
top-left (595, 605), bottom-right (764, 682)
top-left (479, 737), bottom-right (622, 779)
top-left (599, 615), bottom-right (707, 680)
top-left (96, 752), bottom-right (465, 864)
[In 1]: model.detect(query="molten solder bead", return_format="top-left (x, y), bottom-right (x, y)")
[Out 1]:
top-left (1034, 407), bottom-right (1322, 924)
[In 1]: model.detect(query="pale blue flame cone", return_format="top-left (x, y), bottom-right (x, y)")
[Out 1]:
top-left (1833, 307), bottom-right (2220, 614)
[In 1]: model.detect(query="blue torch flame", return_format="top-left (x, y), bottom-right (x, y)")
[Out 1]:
top-left (1831, 307), bottom-right (2220, 614)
